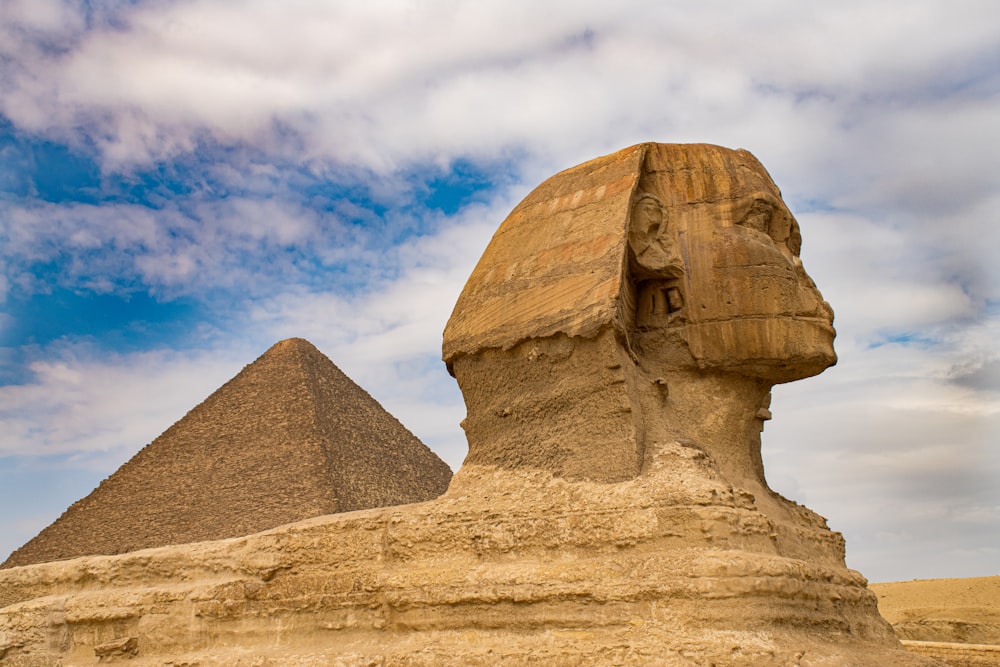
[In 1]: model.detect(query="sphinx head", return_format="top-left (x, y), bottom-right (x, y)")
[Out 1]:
top-left (443, 143), bottom-right (835, 482)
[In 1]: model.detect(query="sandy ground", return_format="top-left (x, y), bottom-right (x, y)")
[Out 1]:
top-left (871, 575), bottom-right (1000, 645)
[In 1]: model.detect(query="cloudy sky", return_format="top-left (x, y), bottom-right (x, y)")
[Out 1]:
top-left (1, 0), bottom-right (997, 582)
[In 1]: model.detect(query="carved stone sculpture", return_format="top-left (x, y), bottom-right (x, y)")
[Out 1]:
top-left (444, 143), bottom-right (835, 488)
top-left (0, 144), bottom-right (941, 666)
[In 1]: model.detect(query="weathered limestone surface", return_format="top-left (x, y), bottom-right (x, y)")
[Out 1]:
top-left (0, 459), bottom-right (937, 665)
top-left (2, 338), bottom-right (452, 569)
top-left (0, 144), bottom-right (941, 665)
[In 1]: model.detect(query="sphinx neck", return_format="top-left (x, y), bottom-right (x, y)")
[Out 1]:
top-left (646, 369), bottom-right (773, 491)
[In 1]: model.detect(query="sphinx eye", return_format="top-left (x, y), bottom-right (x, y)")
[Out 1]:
top-left (739, 199), bottom-right (773, 235)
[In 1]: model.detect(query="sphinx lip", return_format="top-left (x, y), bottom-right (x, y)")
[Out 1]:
top-left (793, 315), bottom-right (836, 335)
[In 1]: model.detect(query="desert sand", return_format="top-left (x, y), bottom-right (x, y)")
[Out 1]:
top-left (872, 576), bottom-right (1000, 666)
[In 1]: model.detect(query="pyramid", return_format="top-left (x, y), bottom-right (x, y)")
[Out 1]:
top-left (2, 338), bottom-right (452, 569)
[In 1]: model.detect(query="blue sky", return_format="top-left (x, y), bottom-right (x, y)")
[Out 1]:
top-left (1, 0), bottom-right (998, 582)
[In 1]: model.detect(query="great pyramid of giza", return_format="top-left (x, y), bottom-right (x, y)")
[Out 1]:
top-left (1, 338), bottom-right (452, 569)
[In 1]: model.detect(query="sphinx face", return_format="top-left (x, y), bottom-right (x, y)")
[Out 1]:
top-left (630, 164), bottom-right (836, 383)
top-left (680, 192), bottom-right (836, 382)
top-left (673, 190), bottom-right (837, 382)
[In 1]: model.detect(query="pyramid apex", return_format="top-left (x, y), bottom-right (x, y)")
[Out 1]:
top-left (256, 338), bottom-right (327, 365)
top-left (269, 337), bottom-right (320, 352)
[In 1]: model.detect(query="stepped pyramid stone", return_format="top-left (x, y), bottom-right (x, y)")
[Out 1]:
top-left (1, 338), bottom-right (452, 569)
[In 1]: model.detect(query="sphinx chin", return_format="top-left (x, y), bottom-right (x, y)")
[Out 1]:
top-left (686, 315), bottom-right (837, 383)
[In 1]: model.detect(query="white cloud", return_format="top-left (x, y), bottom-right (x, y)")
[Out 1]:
top-left (0, 343), bottom-right (249, 458)
top-left (3, 1), bottom-right (996, 174)
top-left (764, 311), bottom-right (1000, 581)
top-left (0, 194), bottom-right (350, 297)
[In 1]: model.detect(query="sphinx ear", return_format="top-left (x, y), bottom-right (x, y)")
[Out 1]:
top-left (628, 197), bottom-right (683, 279)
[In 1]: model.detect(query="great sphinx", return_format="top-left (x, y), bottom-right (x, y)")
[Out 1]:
top-left (0, 144), bottom-right (941, 666)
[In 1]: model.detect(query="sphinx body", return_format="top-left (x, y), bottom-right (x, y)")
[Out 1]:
top-left (0, 144), bottom-right (940, 666)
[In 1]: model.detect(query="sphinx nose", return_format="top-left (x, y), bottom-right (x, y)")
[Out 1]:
top-left (791, 257), bottom-right (833, 320)
top-left (818, 299), bottom-right (835, 323)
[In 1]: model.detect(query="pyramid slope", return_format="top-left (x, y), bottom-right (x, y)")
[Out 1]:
top-left (2, 338), bottom-right (452, 569)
